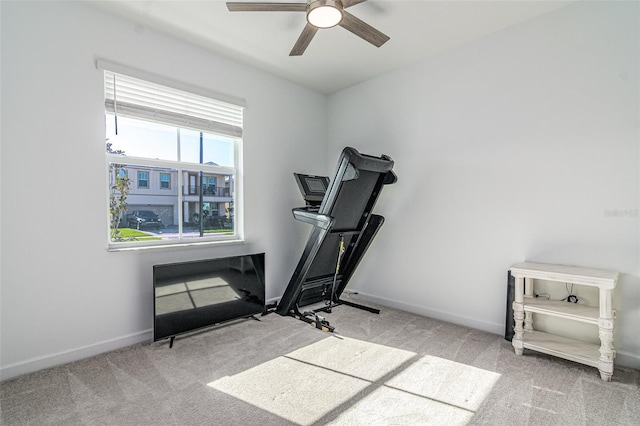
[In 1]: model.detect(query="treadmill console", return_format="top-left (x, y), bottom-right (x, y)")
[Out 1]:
top-left (293, 173), bottom-right (330, 209)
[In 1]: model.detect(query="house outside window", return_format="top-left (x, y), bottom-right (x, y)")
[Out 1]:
top-left (160, 173), bottom-right (171, 189)
top-left (102, 63), bottom-right (245, 248)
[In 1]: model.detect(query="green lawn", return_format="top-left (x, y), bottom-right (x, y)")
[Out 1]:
top-left (111, 228), bottom-right (161, 241)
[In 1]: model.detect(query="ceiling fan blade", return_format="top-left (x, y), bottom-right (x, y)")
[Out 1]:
top-left (339, 11), bottom-right (389, 47)
top-left (342, 0), bottom-right (368, 8)
top-left (226, 2), bottom-right (307, 12)
top-left (290, 23), bottom-right (318, 56)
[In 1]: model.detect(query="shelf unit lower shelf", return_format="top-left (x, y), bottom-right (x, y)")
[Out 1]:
top-left (522, 330), bottom-right (602, 368)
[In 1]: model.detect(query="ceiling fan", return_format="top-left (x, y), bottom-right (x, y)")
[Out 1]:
top-left (226, 0), bottom-right (390, 56)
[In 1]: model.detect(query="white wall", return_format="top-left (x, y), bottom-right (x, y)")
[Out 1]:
top-left (0, 1), bottom-right (326, 379)
top-left (2, 0), bottom-right (639, 381)
top-left (327, 1), bottom-right (640, 368)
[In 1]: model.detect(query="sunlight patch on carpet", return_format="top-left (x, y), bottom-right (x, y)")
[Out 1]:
top-left (385, 355), bottom-right (502, 412)
top-left (329, 355), bottom-right (501, 425)
top-left (208, 336), bottom-right (501, 425)
top-left (210, 355), bottom-right (369, 425)
top-left (286, 335), bottom-right (416, 381)
top-left (327, 386), bottom-right (473, 425)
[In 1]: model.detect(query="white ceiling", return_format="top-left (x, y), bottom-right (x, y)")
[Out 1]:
top-left (91, 0), bottom-right (574, 94)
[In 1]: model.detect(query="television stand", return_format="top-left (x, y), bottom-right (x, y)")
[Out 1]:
top-left (166, 315), bottom-right (263, 349)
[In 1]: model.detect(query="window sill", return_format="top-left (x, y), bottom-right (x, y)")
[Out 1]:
top-left (107, 238), bottom-right (245, 252)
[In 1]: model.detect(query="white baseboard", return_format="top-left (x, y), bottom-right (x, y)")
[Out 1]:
top-left (352, 291), bottom-right (505, 335)
top-left (351, 291), bottom-right (640, 370)
top-left (266, 296), bottom-right (281, 306)
top-left (0, 329), bottom-right (152, 382)
top-left (614, 350), bottom-right (640, 371)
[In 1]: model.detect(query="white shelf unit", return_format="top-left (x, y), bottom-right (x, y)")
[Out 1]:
top-left (510, 262), bottom-right (619, 381)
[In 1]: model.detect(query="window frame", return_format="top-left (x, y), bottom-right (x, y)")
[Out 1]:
top-left (100, 61), bottom-right (245, 250)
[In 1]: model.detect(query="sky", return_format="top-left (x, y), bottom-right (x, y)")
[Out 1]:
top-left (105, 114), bottom-right (235, 167)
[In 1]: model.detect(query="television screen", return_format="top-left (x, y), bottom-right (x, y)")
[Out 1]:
top-left (153, 253), bottom-right (265, 342)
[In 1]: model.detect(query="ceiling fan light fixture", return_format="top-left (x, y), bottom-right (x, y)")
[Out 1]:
top-left (307, 0), bottom-right (343, 29)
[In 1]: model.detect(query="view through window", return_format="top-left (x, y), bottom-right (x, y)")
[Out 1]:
top-left (104, 69), bottom-right (243, 248)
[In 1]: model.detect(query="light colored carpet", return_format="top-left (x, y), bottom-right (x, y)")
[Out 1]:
top-left (1, 301), bottom-right (639, 425)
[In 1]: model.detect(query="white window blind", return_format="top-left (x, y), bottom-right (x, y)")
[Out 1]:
top-left (104, 70), bottom-right (243, 138)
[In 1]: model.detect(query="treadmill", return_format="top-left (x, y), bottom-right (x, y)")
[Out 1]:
top-left (276, 147), bottom-right (397, 331)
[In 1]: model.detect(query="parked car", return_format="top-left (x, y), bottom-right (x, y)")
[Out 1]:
top-left (127, 210), bottom-right (162, 230)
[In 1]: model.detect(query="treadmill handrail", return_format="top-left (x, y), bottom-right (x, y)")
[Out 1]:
top-left (292, 207), bottom-right (333, 229)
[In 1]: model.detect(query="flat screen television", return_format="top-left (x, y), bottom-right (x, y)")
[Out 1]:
top-left (153, 253), bottom-right (265, 344)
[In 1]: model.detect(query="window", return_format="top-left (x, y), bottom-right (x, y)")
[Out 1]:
top-left (160, 173), bottom-right (171, 189)
top-left (205, 176), bottom-right (217, 195)
top-left (137, 171), bottom-right (149, 188)
top-left (102, 64), bottom-right (244, 248)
